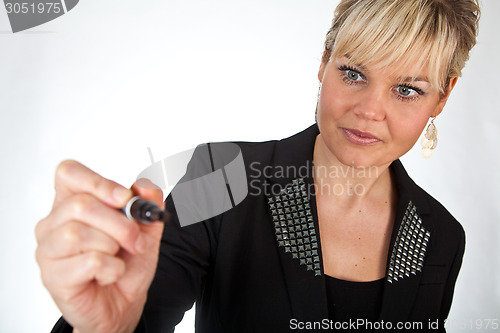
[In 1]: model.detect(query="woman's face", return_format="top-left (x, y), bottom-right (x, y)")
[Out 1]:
top-left (316, 56), bottom-right (456, 168)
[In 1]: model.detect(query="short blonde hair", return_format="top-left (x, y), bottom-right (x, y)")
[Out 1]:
top-left (322, 0), bottom-right (480, 93)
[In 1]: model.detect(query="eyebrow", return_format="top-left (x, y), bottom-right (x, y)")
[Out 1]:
top-left (342, 55), bottom-right (431, 84)
top-left (342, 55), bottom-right (368, 71)
top-left (399, 76), bottom-right (430, 83)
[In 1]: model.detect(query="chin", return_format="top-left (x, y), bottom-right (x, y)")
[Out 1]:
top-left (337, 143), bottom-right (401, 169)
top-left (339, 154), bottom-right (378, 169)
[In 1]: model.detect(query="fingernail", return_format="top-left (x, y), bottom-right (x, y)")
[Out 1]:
top-left (136, 177), bottom-right (157, 190)
top-left (113, 187), bottom-right (131, 205)
top-left (135, 234), bottom-right (146, 254)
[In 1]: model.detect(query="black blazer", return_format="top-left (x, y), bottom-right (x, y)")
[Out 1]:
top-left (52, 124), bottom-right (465, 332)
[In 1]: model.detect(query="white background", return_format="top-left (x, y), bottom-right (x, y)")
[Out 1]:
top-left (0, 0), bottom-right (498, 331)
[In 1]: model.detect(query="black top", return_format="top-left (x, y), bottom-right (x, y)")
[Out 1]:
top-left (326, 275), bottom-right (385, 330)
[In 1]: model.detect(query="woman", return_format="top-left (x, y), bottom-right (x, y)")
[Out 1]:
top-left (38, 0), bottom-right (480, 332)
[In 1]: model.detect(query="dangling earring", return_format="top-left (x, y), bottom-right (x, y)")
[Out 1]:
top-left (315, 82), bottom-right (322, 123)
top-left (421, 118), bottom-right (438, 159)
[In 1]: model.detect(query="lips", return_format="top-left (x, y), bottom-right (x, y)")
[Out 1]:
top-left (341, 128), bottom-right (382, 146)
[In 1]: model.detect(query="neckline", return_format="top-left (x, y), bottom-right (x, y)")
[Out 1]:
top-left (325, 274), bottom-right (385, 287)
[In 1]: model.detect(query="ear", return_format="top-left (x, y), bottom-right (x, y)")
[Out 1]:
top-left (318, 61), bottom-right (327, 83)
top-left (431, 77), bottom-right (458, 117)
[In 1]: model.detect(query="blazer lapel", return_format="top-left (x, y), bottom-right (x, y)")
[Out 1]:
top-left (263, 125), bottom-right (330, 324)
top-left (379, 160), bottom-right (434, 321)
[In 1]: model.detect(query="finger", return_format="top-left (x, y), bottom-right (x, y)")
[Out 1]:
top-left (132, 178), bottom-right (164, 209)
top-left (41, 251), bottom-right (126, 296)
top-left (39, 193), bottom-right (144, 254)
top-left (38, 221), bottom-right (121, 259)
top-left (54, 160), bottom-right (133, 209)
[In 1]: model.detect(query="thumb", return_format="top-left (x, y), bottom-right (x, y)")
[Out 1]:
top-left (131, 178), bottom-right (165, 210)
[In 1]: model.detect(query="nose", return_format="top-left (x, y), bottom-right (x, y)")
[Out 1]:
top-left (352, 86), bottom-right (387, 121)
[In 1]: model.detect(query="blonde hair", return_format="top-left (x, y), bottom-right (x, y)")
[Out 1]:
top-left (322, 0), bottom-right (480, 93)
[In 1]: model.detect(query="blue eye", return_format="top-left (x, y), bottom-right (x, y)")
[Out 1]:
top-left (397, 86), bottom-right (418, 97)
top-left (346, 69), bottom-right (362, 81)
top-left (394, 85), bottom-right (425, 102)
top-left (338, 65), bottom-right (365, 83)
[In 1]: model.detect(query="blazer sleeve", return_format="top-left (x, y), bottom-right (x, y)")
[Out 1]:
top-left (439, 224), bottom-right (466, 325)
top-left (140, 193), bottom-right (214, 331)
top-left (50, 317), bottom-right (74, 333)
top-left (141, 143), bottom-right (218, 331)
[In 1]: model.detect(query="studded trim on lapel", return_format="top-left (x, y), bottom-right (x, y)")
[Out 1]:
top-left (260, 124), bottom-right (329, 323)
top-left (379, 162), bottom-right (434, 321)
top-left (267, 178), bottom-right (322, 276)
top-left (387, 201), bottom-right (431, 283)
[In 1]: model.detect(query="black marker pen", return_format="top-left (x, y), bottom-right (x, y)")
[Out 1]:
top-left (121, 196), bottom-right (170, 224)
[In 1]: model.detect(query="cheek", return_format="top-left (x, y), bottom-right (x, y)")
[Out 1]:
top-left (318, 83), bottom-right (352, 120)
top-left (389, 113), bottom-right (430, 147)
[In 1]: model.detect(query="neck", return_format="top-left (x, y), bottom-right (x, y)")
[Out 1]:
top-left (313, 134), bottom-right (393, 205)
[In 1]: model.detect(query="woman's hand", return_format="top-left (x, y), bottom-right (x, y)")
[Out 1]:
top-left (35, 160), bottom-right (164, 333)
